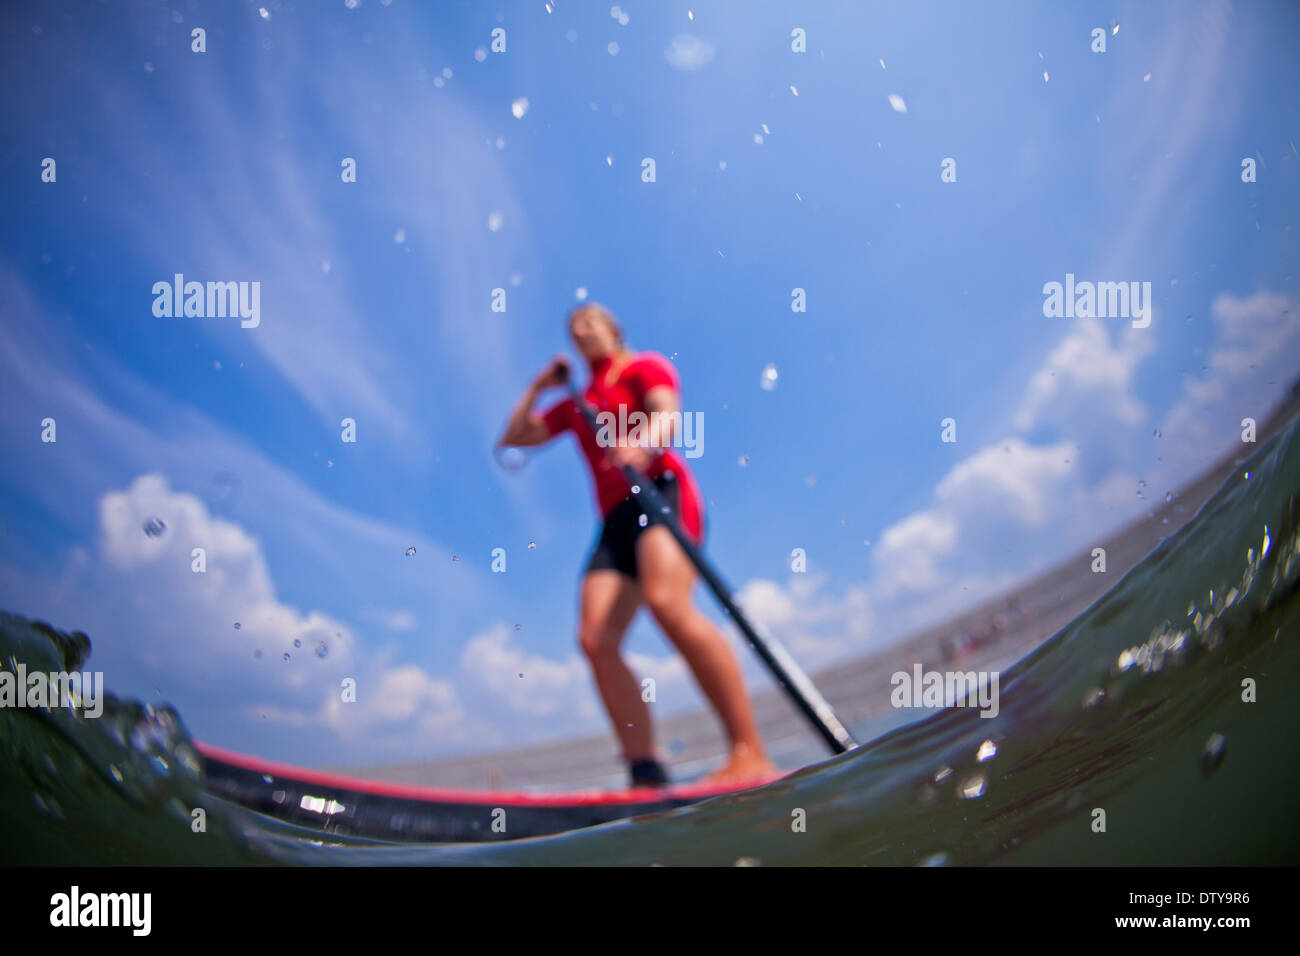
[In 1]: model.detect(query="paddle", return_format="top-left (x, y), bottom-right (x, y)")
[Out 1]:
top-left (561, 365), bottom-right (858, 755)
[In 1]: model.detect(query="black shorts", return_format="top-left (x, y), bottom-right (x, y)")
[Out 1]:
top-left (585, 473), bottom-right (691, 581)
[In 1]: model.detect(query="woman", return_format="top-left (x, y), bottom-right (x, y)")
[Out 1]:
top-left (498, 303), bottom-right (776, 787)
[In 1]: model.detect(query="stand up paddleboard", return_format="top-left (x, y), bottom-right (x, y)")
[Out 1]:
top-left (197, 741), bottom-right (787, 843)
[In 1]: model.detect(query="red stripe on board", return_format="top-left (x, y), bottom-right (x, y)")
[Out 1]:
top-left (194, 740), bottom-right (787, 808)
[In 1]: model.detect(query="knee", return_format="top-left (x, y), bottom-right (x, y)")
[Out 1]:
top-left (642, 584), bottom-right (684, 626)
top-left (578, 626), bottom-right (621, 661)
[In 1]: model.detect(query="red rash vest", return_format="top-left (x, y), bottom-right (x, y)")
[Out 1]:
top-left (541, 352), bottom-right (704, 543)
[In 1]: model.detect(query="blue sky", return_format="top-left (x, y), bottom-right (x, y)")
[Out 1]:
top-left (1, 0), bottom-right (1297, 767)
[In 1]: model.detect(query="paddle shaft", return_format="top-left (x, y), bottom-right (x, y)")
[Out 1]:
top-left (566, 380), bottom-right (857, 755)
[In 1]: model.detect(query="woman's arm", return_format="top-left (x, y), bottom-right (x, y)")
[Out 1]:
top-left (498, 357), bottom-right (570, 447)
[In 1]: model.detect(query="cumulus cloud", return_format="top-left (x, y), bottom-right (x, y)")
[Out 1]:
top-left (935, 438), bottom-right (1075, 527)
top-left (1158, 292), bottom-right (1300, 460)
top-left (871, 511), bottom-right (959, 598)
top-left (1015, 316), bottom-right (1156, 433)
top-left (461, 624), bottom-right (597, 720)
top-left (736, 573), bottom-right (874, 666)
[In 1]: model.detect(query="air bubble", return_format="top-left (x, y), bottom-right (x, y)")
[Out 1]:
top-left (1202, 732), bottom-right (1226, 774)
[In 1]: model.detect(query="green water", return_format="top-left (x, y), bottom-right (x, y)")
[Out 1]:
top-left (3, 414), bottom-right (1298, 865)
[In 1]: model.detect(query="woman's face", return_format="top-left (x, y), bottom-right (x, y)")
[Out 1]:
top-left (569, 307), bottom-right (620, 360)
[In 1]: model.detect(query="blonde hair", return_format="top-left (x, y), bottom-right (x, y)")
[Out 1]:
top-left (568, 302), bottom-right (628, 351)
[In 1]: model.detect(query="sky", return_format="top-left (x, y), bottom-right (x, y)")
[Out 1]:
top-left (1, 0), bottom-right (1298, 768)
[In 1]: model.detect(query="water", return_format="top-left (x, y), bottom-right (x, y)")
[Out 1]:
top-left (3, 413), bottom-right (1299, 865)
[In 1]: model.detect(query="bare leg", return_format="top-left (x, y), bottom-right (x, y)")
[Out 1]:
top-left (636, 526), bottom-right (776, 783)
top-left (576, 570), bottom-right (655, 762)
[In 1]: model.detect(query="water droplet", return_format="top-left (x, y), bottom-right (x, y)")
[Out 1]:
top-left (293, 639), bottom-right (302, 648)
top-left (631, 484), bottom-right (641, 494)
top-left (514, 624), bottom-right (521, 631)
top-left (282, 653), bottom-right (290, 661)
top-left (733, 857), bottom-right (761, 867)
top-left (314, 641), bottom-right (329, 660)
top-left (511, 96), bottom-right (529, 119)
top-left (976, 739), bottom-right (998, 762)
top-left (233, 622), bottom-right (241, 630)
top-left (143, 517), bottom-right (166, 537)
top-left (738, 455), bottom-right (749, 467)
top-left (918, 852), bottom-right (949, 867)
top-left (527, 540), bottom-right (537, 550)
top-left (888, 93), bottom-right (907, 113)
top-left (451, 554), bottom-right (460, 562)
top-left (488, 211), bottom-right (504, 232)
top-left (1110, 20), bottom-right (1119, 35)
top-left (326, 459), bottom-right (334, 468)
top-left (1165, 491), bottom-right (1174, 503)
top-left (393, 227), bottom-right (406, 244)
top-left (957, 774), bottom-right (986, 799)
top-left (405, 547), bottom-right (417, 557)
top-left (575, 287), bottom-right (589, 301)
top-left (760, 363), bottom-right (779, 391)
top-left (638, 514), bottom-right (648, 527)
top-left (1202, 732), bottom-right (1226, 774)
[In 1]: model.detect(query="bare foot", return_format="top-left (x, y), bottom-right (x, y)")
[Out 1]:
top-left (700, 745), bottom-right (778, 786)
